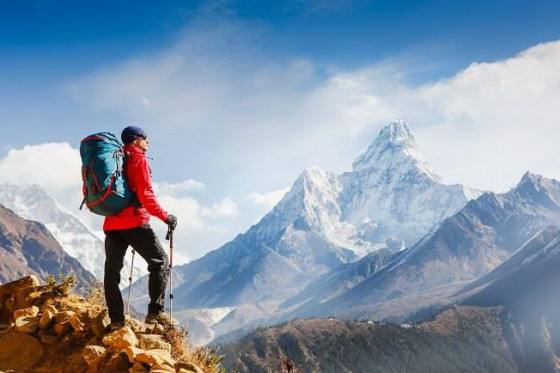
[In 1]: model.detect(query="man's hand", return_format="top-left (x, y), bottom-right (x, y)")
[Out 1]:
top-left (165, 214), bottom-right (178, 230)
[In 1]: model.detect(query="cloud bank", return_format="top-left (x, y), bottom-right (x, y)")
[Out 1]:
top-left (65, 6), bottom-right (560, 195)
top-left (0, 142), bottom-right (241, 262)
top-left (58, 7), bottom-right (560, 260)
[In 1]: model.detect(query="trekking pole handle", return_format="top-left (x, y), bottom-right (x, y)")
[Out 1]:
top-left (166, 226), bottom-right (175, 241)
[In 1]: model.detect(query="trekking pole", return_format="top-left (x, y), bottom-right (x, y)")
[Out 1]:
top-left (126, 249), bottom-right (136, 316)
top-left (166, 227), bottom-right (174, 320)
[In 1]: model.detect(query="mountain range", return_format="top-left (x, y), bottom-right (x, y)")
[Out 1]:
top-left (129, 121), bottom-right (483, 344)
top-left (288, 172), bottom-right (560, 322)
top-left (220, 220), bottom-right (560, 373)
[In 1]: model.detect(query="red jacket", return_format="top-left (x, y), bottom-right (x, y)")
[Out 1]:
top-left (103, 144), bottom-right (169, 231)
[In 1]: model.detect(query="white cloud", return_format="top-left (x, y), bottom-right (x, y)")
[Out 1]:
top-left (0, 142), bottom-right (242, 262)
top-left (247, 188), bottom-right (290, 210)
top-left (63, 7), bottom-right (560, 259)
top-left (0, 142), bottom-right (82, 206)
top-left (140, 97), bottom-right (151, 107)
top-left (359, 39), bottom-right (560, 191)
top-left (200, 197), bottom-right (239, 218)
top-left (154, 180), bottom-right (206, 198)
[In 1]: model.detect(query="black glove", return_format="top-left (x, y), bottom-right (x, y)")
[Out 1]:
top-left (165, 214), bottom-right (178, 231)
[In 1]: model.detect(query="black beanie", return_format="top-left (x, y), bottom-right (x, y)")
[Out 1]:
top-left (121, 126), bottom-right (147, 145)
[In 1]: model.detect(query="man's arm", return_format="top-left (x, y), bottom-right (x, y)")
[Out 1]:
top-left (130, 155), bottom-right (169, 222)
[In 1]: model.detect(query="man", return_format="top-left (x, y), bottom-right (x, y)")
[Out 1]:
top-left (103, 125), bottom-right (178, 330)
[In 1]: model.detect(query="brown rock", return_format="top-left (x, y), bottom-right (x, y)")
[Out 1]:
top-left (149, 323), bottom-right (165, 334)
top-left (139, 334), bottom-right (171, 352)
top-left (14, 286), bottom-right (44, 309)
top-left (13, 305), bottom-right (39, 320)
top-left (82, 345), bottom-right (107, 367)
top-left (53, 310), bottom-right (75, 324)
top-left (102, 326), bottom-right (139, 350)
top-left (40, 334), bottom-right (59, 344)
top-left (97, 349), bottom-right (130, 373)
top-left (14, 315), bottom-right (40, 334)
top-left (0, 275), bottom-right (40, 296)
top-left (149, 363), bottom-right (176, 373)
top-left (91, 310), bottom-right (111, 337)
top-left (124, 346), bottom-right (145, 363)
top-left (176, 362), bottom-right (205, 373)
top-left (39, 304), bottom-right (58, 329)
top-left (136, 349), bottom-right (175, 366)
top-left (53, 321), bottom-right (72, 336)
top-left (4, 296), bottom-right (16, 313)
top-left (69, 312), bottom-right (90, 334)
top-left (0, 331), bottom-right (44, 371)
top-left (127, 317), bottom-right (146, 333)
top-left (129, 361), bottom-right (150, 373)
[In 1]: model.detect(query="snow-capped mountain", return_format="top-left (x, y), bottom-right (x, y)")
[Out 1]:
top-left (0, 203), bottom-right (95, 286)
top-left (306, 172), bottom-right (560, 322)
top-left (0, 182), bottom-right (147, 286)
top-left (129, 121), bottom-right (481, 343)
top-left (339, 122), bottom-right (482, 248)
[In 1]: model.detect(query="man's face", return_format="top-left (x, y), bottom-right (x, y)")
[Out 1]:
top-left (133, 136), bottom-right (149, 152)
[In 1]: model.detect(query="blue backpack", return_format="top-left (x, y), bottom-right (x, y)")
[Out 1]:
top-left (79, 132), bottom-right (136, 216)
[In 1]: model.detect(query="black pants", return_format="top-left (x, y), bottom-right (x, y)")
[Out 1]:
top-left (104, 225), bottom-right (169, 323)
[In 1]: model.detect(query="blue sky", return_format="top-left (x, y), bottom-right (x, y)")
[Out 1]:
top-left (1, 0), bottom-right (560, 261)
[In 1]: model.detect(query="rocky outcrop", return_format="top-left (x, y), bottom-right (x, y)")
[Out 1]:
top-left (0, 275), bottom-right (211, 373)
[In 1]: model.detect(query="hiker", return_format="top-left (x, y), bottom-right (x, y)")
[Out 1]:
top-left (103, 125), bottom-right (178, 330)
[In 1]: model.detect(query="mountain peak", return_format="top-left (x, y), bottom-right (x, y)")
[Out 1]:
top-left (378, 120), bottom-right (416, 150)
top-left (516, 172), bottom-right (551, 192)
top-left (514, 172), bottom-right (560, 211)
top-left (351, 121), bottom-right (437, 181)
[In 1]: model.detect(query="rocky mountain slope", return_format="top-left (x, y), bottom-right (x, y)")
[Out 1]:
top-left (0, 203), bottom-right (95, 286)
top-left (219, 306), bottom-right (517, 373)
top-left (461, 224), bottom-right (560, 373)
top-left (0, 275), bottom-right (225, 373)
top-left (296, 172), bottom-right (560, 321)
top-left (0, 182), bottom-right (147, 286)
top-left (129, 121), bottom-right (481, 343)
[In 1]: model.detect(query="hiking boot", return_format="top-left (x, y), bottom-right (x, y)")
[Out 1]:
top-left (109, 320), bottom-right (126, 332)
top-left (145, 312), bottom-right (177, 326)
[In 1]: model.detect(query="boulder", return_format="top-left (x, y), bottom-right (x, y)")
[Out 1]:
top-left (176, 362), bottom-right (205, 373)
top-left (136, 349), bottom-right (175, 366)
top-left (14, 316), bottom-right (40, 334)
top-left (124, 346), bottom-right (145, 363)
top-left (102, 326), bottom-right (139, 350)
top-left (97, 349), bottom-right (130, 373)
top-left (91, 311), bottom-right (111, 337)
top-left (4, 297), bottom-right (16, 313)
top-left (13, 305), bottom-right (39, 320)
top-left (149, 363), bottom-right (176, 373)
top-left (0, 276), bottom-right (40, 296)
top-left (139, 334), bottom-right (171, 352)
top-left (82, 345), bottom-right (107, 367)
top-left (69, 312), bottom-right (90, 334)
top-left (39, 304), bottom-right (58, 329)
top-left (0, 331), bottom-right (44, 371)
top-left (14, 286), bottom-right (44, 309)
top-left (53, 310), bottom-right (75, 324)
top-left (40, 334), bottom-right (59, 344)
top-left (129, 361), bottom-right (150, 373)
top-left (127, 317), bottom-right (146, 333)
top-left (53, 321), bottom-right (72, 336)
